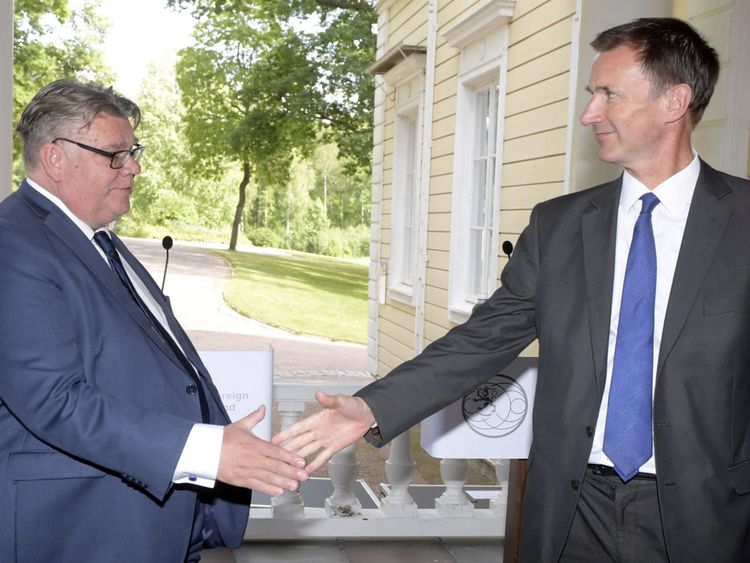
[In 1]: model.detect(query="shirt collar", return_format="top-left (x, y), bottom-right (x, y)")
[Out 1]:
top-left (620, 151), bottom-right (700, 216)
top-left (25, 177), bottom-right (99, 240)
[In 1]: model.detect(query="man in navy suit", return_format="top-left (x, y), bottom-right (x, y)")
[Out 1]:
top-left (0, 79), bottom-right (308, 562)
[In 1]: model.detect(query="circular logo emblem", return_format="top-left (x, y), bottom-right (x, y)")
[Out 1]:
top-left (462, 374), bottom-right (528, 438)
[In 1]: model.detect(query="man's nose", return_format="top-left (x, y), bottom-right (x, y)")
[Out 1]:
top-left (579, 97), bottom-right (600, 126)
top-left (123, 157), bottom-right (141, 175)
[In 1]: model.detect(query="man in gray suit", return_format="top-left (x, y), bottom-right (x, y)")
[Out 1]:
top-left (0, 79), bottom-right (308, 562)
top-left (275, 18), bottom-right (750, 562)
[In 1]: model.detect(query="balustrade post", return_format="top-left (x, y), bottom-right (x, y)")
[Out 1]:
top-left (325, 444), bottom-right (362, 517)
top-left (380, 430), bottom-right (418, 517)
top-left (272, 400), bottom-right (306, 519)
top-left (435, 458), bottom-right (474, 516)
top-left (490, 459), bottom-right (510, 519)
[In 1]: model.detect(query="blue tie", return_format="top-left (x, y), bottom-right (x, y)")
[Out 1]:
top-left (94, 231), bottom-right (210, 423)
top-left (603, 192), bottom-right (660, 481)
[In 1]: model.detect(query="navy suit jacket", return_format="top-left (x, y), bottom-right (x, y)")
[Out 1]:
top-left (358, 161), bottom-right (750, 562)
top-left (0, 182), bottom-right (249, 562)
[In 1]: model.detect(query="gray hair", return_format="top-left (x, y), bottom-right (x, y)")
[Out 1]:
top-left (16, 78), bottom-right (141, 170)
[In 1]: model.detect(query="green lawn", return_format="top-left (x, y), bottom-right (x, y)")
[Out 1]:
top-left (215, 249), bottom-right (369, 344)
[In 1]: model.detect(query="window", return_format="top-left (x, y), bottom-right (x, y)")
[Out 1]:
top-left (388, 75), bottom-right (423, 303)
top-left (468, 84), bottom-right (500, 300)
top-left (368, 44), bottom-right (427, 306)
top-left (445, 16), bottom-right (510, 322)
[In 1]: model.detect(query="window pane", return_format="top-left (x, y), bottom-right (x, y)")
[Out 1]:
top-left (401, 117), bottom-right (418, 286)
top-left (467, 83), bottom-right (499, 300)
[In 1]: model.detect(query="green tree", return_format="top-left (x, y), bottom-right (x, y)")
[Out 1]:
top-left (13, 0), bottom-right (112, 181)
top-left (176, 10), bottom-right (321, 250)
top-left (124, 57), bottom-right (236, 232)
top-left (169, 0), bottom-right (375, 171)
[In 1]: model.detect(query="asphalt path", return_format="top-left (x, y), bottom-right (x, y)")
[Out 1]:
top-left (123, 237), bottom-right (368, 375)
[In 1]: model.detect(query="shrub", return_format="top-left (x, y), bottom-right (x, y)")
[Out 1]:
top-left (245, 226), bottom-right (281, 248)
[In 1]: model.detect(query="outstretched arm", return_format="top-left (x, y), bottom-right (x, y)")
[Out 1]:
top-left (272, 391), bottom-right (376, 473)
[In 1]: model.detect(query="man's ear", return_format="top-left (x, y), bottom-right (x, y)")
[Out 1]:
top-left (665, 83), bottom-right (692, 124)
top-left (38, 142), bottom-right (66, 182)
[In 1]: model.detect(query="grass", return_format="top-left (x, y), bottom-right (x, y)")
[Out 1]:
top-left (215, 248), bottom-right (369, 344)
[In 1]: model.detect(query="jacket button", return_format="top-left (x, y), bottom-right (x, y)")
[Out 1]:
top-left (186, 384), bottom-right (198, 395)
top-left (586, 426), bottom-right (594, 437)
top-left (571, 479), bottom-right (580, 491)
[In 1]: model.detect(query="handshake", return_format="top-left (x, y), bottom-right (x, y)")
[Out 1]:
top-left (217, 391), bottom-right (376, 496)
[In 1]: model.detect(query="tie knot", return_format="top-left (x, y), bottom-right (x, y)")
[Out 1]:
top-left (93, 230), bottom-right (117, 257)
top-left (640, 192), bottom-right (660, 215)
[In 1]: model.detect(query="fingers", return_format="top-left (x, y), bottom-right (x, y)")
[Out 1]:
top-left (218, 422), bottom-right (309, 495)
top-left (272, 412), bottom-right (320, 446)
top-left (306, 449), bottom-right (335, 474)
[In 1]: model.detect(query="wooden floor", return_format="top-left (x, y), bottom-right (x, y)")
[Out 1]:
top-left (203, 539), bottom-right (503, 563)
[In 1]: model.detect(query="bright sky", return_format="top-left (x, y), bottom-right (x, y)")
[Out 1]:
top-left (96, 0), bottom-right (195, 99)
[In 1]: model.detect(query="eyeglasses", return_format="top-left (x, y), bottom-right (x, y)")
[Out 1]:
top-left (52, 137), bottom-right (145, 169)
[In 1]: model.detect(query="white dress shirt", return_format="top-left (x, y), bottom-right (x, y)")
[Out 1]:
top-left (588, 154), bottom-right (700, 474)
top-left (26, 178), bottom-right (222, 487)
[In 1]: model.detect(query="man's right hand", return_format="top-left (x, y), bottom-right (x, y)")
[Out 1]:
top-left (272, 391), bottom-right (376, 474)
top-left (217, 405), bottom-right (309, 496)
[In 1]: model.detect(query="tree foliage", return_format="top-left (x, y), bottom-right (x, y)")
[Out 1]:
top-left (13, 0), bottom-right (112, 181)
top-left (169, 0), bottom-right (375, 171)
top-left (120, 57), bottom-right (238, 235)
top-left (176, 6), bottom-right (329, 249)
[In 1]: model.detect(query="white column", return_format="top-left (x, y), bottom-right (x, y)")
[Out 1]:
top-left (325, 444), bottom-right (362, 517)
top-left (272, 400), bottom-right (305, 519)
top-left (1, 0), bottom-right (13, 200)
top-left (435, 458), bottom-right (474, 517)
top-left (380, 430), bottom-right (418, 517)
top-left (490, 459), bottom-right (510, 526)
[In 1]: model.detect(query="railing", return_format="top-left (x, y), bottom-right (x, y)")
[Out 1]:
top-left (244, 373), bottom-right (509, 540)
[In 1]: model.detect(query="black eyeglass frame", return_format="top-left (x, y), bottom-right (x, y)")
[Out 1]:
top-left (52, 137), bottom-right (145, 169)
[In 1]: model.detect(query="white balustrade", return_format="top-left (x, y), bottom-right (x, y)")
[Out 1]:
top-left (381, 430), bottom-right (418, 517)
top-left (244, 373), bottom-right (507, 541)
top-left (326, 444), bottom-right (362, 517)
top-left (435, 458), bottom-right (474, 516)
top-left (272, 399), bottom-right (306, 519)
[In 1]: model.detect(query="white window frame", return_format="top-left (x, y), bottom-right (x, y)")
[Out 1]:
top-left (388, 74), bottom-right (424, 304)
top-left (466, 82), bottom-right (501, 302)
top-left (444, 12), bottom-right (511, 323)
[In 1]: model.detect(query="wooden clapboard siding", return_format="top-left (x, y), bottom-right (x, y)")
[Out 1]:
top-left (375, 0), bottom-right (577, 373)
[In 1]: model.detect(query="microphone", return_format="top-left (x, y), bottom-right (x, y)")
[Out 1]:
top-left (502, 240), bottom-right (514, 258)
top-left (161, 236), bottom-right (173, 292)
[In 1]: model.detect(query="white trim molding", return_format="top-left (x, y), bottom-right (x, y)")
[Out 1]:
top-left (442, 0), bottom-right (516, 48)
top-left (1, 0), bottom-right (13, 200)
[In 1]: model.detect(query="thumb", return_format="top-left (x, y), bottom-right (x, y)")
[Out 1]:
top-left (239, 404), bottom-right (266, 430)
top-left (315, 390), bottom-right (336, 408)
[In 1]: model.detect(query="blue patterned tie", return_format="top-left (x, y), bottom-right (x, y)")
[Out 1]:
top-left (603, 192), bottom-right (660, 481)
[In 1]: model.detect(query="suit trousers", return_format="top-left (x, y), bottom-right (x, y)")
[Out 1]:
top-left (560, 467), bottom-right (669, 563)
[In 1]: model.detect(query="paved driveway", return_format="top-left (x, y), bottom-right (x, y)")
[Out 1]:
top-left (124, 237), bottom-right (368, 374)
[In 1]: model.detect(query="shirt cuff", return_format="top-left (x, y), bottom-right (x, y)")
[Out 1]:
top-left (173, 423), bottom-right (224, 488)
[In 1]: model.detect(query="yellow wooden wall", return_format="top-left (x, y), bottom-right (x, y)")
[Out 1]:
top-left (375, 0), bottom-right (575, 376)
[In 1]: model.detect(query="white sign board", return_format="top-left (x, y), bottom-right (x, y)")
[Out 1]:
top-left (199, 349), bottom-right (274, 440)
top-left (420, 357), bottom-right (537, 459)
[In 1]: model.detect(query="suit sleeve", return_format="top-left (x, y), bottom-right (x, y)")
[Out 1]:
top-left (0, 225), bottom-right (192, 501)
top-left (356, 205), bottom-right (541, 445)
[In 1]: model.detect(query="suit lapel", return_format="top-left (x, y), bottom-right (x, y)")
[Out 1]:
top-left (114, 234), bottom-right (226, 408)
top-left (581, 178), bottom-right (621, 387)
top-left (19, 184), bottom-right (184, 371)
top-left (657, 162), bottom-right (732, 374)
top-left (113, 235), bottom-right (211, 376)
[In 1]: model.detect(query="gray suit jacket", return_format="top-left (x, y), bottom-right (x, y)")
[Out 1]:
top-left (357, 161), bottom-right (750, 562)
top-left (0, 182), bottom-right (249, 562)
